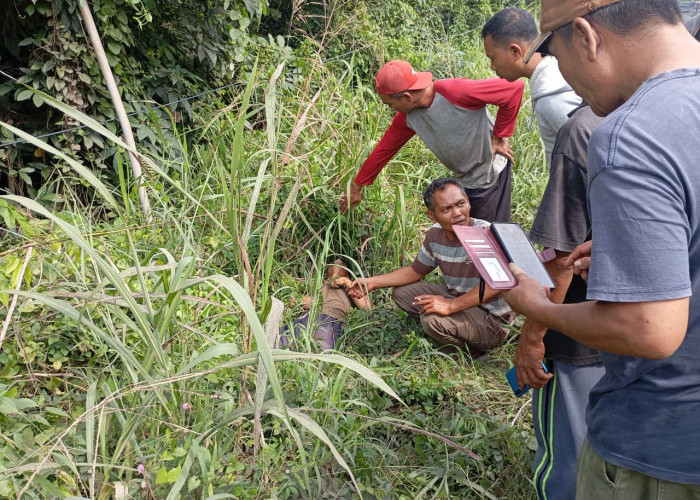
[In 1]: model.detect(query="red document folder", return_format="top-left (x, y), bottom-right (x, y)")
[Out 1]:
top-left (453, 223), bottom-right (556, 290)
top-left (453, 224), bottom-right (516, 289)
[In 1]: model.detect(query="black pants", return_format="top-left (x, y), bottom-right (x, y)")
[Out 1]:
top-left (465, 161), bottom-right (512, 223)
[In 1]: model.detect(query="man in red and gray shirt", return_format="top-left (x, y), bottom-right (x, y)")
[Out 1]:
top-left (339, 59), bottom-right (524, 222)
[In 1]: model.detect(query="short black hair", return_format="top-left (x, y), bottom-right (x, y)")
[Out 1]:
top-left (423, 177), bottom-right (467, 210)
top-left (481, 7), bottom-right (539, 44)
top-left (559, 0), bottom-right (681, 42)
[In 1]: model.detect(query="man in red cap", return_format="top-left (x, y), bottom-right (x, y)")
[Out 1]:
top-left (501, 0), bottom-right (700, 497)
top-left (339, 59), bottom-right (524, 223)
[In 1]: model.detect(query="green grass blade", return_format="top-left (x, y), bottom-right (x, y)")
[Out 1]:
top-left (2, 195), bottom-right (168, 372)
top-left (0, 121), bottom-right (120, 211)
top-left (268, 405), bottom-right (362, 499)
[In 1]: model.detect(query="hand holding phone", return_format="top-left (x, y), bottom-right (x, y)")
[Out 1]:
top-left (453, 223), bottom-right (555, 291)
top-left (506, 362), bottom-right (548, 397)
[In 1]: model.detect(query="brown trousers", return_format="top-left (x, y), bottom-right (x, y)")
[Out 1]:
top-left (392, 281), bottom-right (507, 355)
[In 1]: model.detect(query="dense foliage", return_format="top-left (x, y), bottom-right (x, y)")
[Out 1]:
top-left (0, 0), bottom-right (545, 498)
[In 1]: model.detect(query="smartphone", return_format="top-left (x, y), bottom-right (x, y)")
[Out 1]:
top-left (506, 362), bottom-right (548, 397)
top-left (492, 223), bottom-right (555, 289)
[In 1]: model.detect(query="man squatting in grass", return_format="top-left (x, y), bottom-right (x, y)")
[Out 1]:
top-left (501, 0), bottom-right (700, 497)
top-left (482, 8), bottom-right (603, 500)
top-left (347, 178), bottom-right (513, 359)
top-left (278, 259), bottom-right (370, 350)
top-left (339, 60), bottom-right (524, 223)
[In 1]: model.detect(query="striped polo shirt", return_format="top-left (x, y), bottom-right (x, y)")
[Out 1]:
top-left (411, 219), bottom-right (512, 320)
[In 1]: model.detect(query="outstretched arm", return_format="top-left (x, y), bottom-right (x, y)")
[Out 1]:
top-left (502, 264), bottom-right (689, 359)
top-left (332, 276), bottom-right (372, 310)
top-left (347, 266), bottom-right (424, 298)
top-left (340, 113), bottom-right (415, 213)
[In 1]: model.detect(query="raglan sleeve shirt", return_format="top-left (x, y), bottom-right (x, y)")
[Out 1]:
top-left (434, 78), bottom-right (523, 138)
top-left (353, 78), bottom-right (524, 186)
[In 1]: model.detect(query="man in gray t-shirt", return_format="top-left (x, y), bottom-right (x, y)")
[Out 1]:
top-left (504, 0), bottom-right (700, 495)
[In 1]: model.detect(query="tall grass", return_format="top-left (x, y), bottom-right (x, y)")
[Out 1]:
top-left (0, 64), bottom-right (411, 498)
top-left (0, 17), bottom-right (547, 500)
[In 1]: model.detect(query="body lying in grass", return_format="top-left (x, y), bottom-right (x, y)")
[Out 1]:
top-left (278, 259), bottom-right (371, 350)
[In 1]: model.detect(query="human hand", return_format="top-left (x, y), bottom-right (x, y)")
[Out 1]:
top-left (491, 135), bottom-right (514, 163)
top-left (339, 182), bottom-right (363, 213)
top-left (514, 323), bottom-right (553, 389)
top-left (565, 240), bottom-right (592, 280)
top-left (301, 296), bottom-right (312, 310)
top-left (413, 294), bottom-right (452, 316)
top-left (501, 264), bottom-right (551, 316)
top-left (331, 277), bottom-right (352, 289)
top-left (347, 277), bottom-right (372, 298)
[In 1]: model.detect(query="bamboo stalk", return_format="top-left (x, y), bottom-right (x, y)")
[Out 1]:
top-left (77, 0), bottom-right (151, 220)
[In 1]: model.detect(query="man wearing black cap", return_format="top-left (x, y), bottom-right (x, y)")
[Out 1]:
top-left (502, 0), bottom-right (700, 497)
top-left (339, 60), bottom-right (524, 223)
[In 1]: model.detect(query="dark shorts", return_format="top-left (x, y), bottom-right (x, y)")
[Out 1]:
top-left (465, 161), bottom-right (512, 223)
top-left (278, 313), bottom-right (343, 350)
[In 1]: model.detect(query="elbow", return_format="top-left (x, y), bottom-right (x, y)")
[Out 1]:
top-left (633, 325), bottom-right (686, 360)
top-left (648, 335), bottom-right (684, 360)
top-left (611, 298), bottom-right (689, 359)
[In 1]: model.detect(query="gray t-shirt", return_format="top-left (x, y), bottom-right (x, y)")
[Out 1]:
top-left (407, 92), bottom-right (497, 189)
top-left (585, 69), bottom-right (700, 483)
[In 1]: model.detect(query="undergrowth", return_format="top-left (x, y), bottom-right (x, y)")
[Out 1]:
top-left (0, 1), bottom-right (544, 498)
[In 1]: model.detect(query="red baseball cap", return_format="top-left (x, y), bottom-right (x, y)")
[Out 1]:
top-left (374, 60), bottom-right (433, 95)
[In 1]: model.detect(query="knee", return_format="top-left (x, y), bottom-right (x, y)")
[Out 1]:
top-left (391, 285), bottom-right (413, 311)
top-left (420, 314), bottom-right (458, 343)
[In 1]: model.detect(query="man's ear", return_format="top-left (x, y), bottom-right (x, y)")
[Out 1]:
top-left (509, 42), bottom-right (524, 60)
top-left (426, 210), bottom-right (437, 223)
top-left (572, 17), bottom-right (601, 61)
